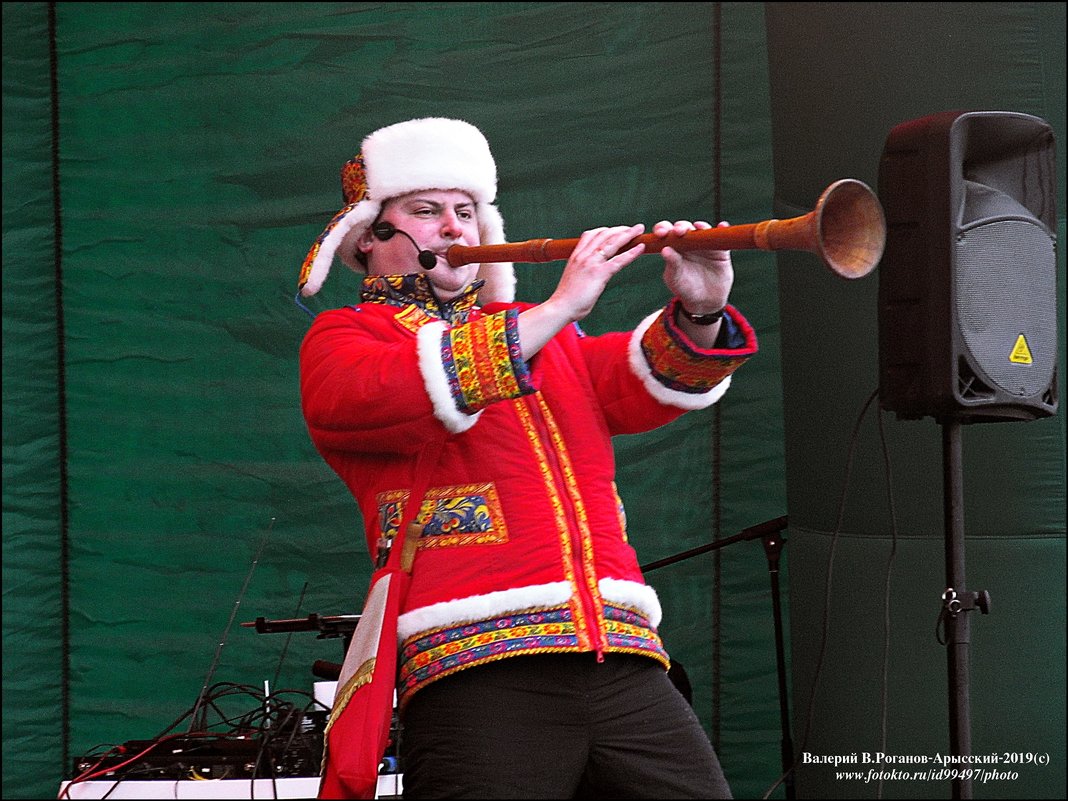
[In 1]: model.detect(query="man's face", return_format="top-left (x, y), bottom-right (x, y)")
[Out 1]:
top-left (361, 189), bottom-right (482, 302)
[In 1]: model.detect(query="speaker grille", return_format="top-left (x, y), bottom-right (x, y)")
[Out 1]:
top-left (956, 219), bottom-right (1057, 397)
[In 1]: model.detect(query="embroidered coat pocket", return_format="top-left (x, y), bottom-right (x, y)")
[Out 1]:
top-left (376, 482), bottom-right (509, 550)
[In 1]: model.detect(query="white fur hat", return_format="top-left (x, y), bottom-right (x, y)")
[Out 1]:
top-left (298, 117), bottom-right (515, 304)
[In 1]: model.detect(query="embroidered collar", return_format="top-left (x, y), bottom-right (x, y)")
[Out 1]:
top-left (360, 274), bottom-right (483, 325)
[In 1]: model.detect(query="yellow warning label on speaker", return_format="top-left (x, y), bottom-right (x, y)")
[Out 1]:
top-left (1009, 334), bottom-right (1033, 365)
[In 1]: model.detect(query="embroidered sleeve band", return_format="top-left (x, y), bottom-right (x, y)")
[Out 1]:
top-left (441, 309), bottom-right (535, 414)
top-left (640, 300), bottom-right (758, 394)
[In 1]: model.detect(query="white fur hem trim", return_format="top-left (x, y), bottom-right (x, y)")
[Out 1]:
top-left (416, 320), bottom-right (482, 434)
top-left (628, 308), bottom-right (731, 410)
top-left (398, 582), bottom-right (573, 640)
top-left (599, 577), bottom-right (663, 629)
top-left (396, 578), bottom-right (663, 641)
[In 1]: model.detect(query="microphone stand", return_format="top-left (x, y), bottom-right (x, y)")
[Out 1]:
top-left (642, 515), bottom-right (794, 800)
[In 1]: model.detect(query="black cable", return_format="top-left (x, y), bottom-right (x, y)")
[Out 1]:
top-left (804, 389), bottom-right (880, 752)
top-left (65, 683), bottom-right (323, 796)
top-left (762, 388), bottom-right (880, 799)
top-left (875, 393), bottom-right (899, 800)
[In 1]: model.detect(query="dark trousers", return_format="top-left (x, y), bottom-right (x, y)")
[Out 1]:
top-left (398, 653), bottom-right (732, 799)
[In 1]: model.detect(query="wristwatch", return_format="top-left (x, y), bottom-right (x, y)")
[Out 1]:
top-left (678, 305), bottom-right (724, 325)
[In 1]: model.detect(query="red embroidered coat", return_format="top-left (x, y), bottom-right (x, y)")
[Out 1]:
top-left (300, 275), bottom-right (757, 709)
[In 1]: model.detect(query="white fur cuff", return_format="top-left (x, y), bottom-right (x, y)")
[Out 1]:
top-left (628, 309), bottom-right (731, 410)
top-left (416, 321), bottom-right (482, 434)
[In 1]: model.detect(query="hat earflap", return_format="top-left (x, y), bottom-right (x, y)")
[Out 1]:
top-left (298, 200), bottom-right (381, 297)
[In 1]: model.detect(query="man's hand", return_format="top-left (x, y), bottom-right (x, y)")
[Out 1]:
top-left (654, 220), bottom-right (734, 347)
top-left (519, 224), bottom-right (645, 360)
top-left (656, 219), bottom-right (734, 315)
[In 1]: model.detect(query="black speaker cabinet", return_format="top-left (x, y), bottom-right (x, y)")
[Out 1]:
top-left (878, 110), bottom-right (1058, 423)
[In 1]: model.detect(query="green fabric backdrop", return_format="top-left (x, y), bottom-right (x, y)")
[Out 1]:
top-left (4, 3), bottom-right (787, 799)
top-left (4, 3), bottom-right (1064, 800)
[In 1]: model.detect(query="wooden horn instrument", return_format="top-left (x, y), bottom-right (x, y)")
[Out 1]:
top-left (447, 179), bottom-right (886, 279)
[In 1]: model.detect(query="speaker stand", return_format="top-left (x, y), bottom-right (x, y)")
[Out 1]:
top-left (940, 419), bottom-right (992, 800)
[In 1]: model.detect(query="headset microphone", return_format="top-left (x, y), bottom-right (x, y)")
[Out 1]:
top-left (371, 222), bottom-right (438, 270)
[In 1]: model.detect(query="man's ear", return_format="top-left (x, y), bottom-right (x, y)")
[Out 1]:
top-left (356, 226), bottom-right (375, 257)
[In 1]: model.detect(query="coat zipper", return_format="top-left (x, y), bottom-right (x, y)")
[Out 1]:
top-left (524, 397), bottom-right (606, 661)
